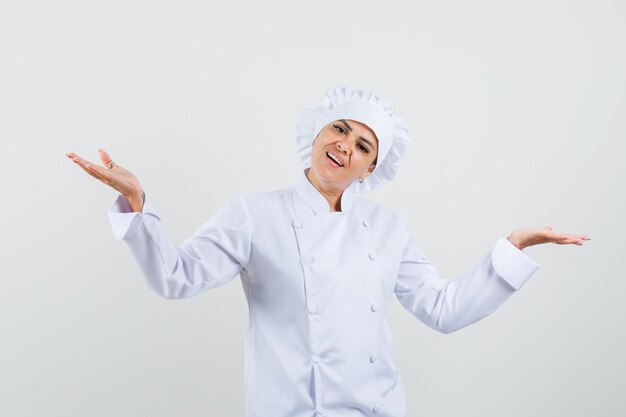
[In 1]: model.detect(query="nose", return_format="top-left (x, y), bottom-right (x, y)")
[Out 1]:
top-left (336, 138), bottom-right (350, 154)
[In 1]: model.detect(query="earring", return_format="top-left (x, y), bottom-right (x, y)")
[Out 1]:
top-left (358, 178), bottom-right (364, 183)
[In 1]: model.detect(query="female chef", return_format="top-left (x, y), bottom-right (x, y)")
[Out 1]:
top-left (67, 86), bottom-right (589, 417)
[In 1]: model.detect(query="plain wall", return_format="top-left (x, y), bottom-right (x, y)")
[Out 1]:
top-left (1, 0), bottom-right (625, 416)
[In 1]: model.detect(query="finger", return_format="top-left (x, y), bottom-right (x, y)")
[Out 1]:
top-left (545, 230), bottom-right (589, 240)
top-left (575, 235), bottom-right (591, 244)
top-left (557, 233), bottom-right (589, 241)
top-left (67, 152), bottom-right (103, 179)
top-left (553, 234), bottom-right (590, 245)
top-left (80, 164), bottom-right (102, 181)
top-left (86, 165), bottom-right (126, 194)
top-left (98, 149), bottom-right (113, 166)
top-left (67, 152), bottom-right (96, 169)
top-left (85, 162), bottom-right (115, 184)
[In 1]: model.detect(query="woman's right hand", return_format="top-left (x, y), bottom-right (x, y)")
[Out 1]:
top-left (67, 149), bottom-right (145, 212)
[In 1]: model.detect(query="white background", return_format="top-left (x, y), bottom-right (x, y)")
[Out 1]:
top-left (1, 0), bottom-right (624, 416)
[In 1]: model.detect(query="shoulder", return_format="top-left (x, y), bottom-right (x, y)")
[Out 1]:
top-left (234, 186), bottom-right (297, 223)
top-left (238, 185), bottom-right (294, 208)
top-left (352, 195), bottom-right (406, 229)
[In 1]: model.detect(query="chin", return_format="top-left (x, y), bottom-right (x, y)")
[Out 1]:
top-left (319, 173), bottom-right (352, 191)
top-left (310, 162), bottom-right (353, 192)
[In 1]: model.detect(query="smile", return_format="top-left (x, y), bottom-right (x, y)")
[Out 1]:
top-left (326, 152), bottom-right (344, 167)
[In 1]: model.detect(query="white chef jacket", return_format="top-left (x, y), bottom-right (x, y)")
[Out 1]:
top-left (108, 169), bottom-right (540, 417)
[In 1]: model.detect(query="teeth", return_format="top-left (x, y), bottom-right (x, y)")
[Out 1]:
top-left (327, 152), bottom-right (343, 166)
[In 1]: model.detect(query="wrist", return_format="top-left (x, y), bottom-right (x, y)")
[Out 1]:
top-left (507, 234), bottom-right (525, 250)
top-left (127, 190), bottom-right (145, 212)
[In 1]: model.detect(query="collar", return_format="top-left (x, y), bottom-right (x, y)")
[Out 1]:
top-left (295, 168), bottom-right (356, 214)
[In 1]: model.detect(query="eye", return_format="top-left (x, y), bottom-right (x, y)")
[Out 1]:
top-left (357, 143), bottom-right (369, 153)
top-left (333, 124), bottom-right (346, 134)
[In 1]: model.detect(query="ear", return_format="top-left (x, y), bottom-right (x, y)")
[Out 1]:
top-left (359, 163), bottom-right (376, 182)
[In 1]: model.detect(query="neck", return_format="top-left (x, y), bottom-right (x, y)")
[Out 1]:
top-left (305, 168), bottom-right (345, 212)
top-left (318, 188), bottom-right (343, 212)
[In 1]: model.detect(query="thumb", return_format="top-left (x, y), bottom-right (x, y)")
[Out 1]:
top-left (98, 149), bottom-right (113, 166)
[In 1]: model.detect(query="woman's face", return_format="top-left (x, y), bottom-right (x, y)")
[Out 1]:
top-left (308, 119), bottom-right (379, 193)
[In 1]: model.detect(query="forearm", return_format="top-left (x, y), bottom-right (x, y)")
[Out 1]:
top-left (396, 238), bottom-right (540, 334)
top-left (108, 193), bottom-right (250, 299)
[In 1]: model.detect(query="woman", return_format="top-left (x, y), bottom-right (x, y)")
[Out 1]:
top-left (67, 86), bottom-right (589, 417)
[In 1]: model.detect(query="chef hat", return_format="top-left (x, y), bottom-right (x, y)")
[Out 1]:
top-left (296, 85), bottom-right (412, 192)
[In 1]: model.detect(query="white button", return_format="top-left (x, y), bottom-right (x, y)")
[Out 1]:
top-left (370, 354), bottom-right (377, 363)
top-left (301, 256), bottom-right (314, 264)
top-left (369, 252), bottom-right (376, 260)
top-left (308, 305), bottom-right (318, 314)
top-left (373, 403), bottom-right (383, 413)
top-left (362, 219), bottom-right (369, 227)
top-left (312, 355), bottom-right (321, 364)
top-left (293, 219), bottom-right (303, 228)
top-left (370, 303), bottom-right (378, 312)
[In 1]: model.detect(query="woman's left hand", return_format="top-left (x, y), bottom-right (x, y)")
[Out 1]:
top-left (507, 226), bottom-right (590, 250)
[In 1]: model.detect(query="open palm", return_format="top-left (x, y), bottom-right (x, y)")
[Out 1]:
top-left (67, 149), bottom-right (144, 212)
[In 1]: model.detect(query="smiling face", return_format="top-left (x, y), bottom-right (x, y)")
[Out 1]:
top-left (307, 119), bottom-right (379, 194)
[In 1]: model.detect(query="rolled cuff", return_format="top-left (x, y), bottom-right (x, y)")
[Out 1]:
top-left (107, 194), bottom-right (160, 240)
top-left (491, 237), bottom-right (540, 290)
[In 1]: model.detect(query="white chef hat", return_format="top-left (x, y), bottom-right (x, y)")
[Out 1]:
top-left (296, 85), bottom-right (412, 192)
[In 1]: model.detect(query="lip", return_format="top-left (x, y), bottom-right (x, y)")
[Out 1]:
top-left (326, 151), bottom-right (345, 168)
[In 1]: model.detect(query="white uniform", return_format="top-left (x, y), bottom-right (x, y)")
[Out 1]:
top-left (108, 169), bottom-right (539, 417)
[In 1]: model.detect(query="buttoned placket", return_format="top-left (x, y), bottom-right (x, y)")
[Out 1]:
top-left (292, 169), bottom-right (380, 416)
top-left (363, 214), bottom-right (384, 415)
top-left (291, 170), bottom-right (357, 415)
top-left (290, 195), bottom-right (324, 415)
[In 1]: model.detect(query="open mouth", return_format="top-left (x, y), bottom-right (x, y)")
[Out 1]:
top-left (326, 152), bottom-right (344, 167)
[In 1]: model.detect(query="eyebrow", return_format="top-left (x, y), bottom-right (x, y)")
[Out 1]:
top-left (338, 119), bottom-right (376, 151)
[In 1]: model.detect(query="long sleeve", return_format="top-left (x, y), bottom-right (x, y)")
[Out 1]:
top-left (107, 193), bottom-right (253, 299)
top-left (394, 223), bottom-right (540, 334)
